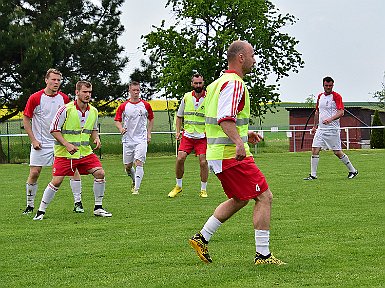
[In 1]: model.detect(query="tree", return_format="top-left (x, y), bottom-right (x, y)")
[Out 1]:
top-left (0, 0), bottom-right (128, 121)
top-left (373, 72), bottom-right (385, 108)
top-left (370, 110), bottom-right (384, 149)
top-left (139, 0), bottom-right (304, 117)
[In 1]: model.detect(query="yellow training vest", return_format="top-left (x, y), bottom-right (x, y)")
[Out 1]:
top-left (54, 102), bottom-right (98, 159)
top-left (183, 91), bottom-right (205, 134)
top-left (205, 73), bottom-right (251, 160)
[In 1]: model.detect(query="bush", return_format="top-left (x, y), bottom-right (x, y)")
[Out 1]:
top-left (370, 110), bottom-right (384, 148)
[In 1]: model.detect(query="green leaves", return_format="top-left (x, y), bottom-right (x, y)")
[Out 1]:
top-left (0, 0), bottom-right (128, 120)
top-left (138, 0), bottom-right (304, 117)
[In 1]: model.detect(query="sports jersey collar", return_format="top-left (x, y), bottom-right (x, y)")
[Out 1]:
top-left (43, 88), bottom-right (59, 97)
top-left (74, 100), bottom-right (90, 112)
top-left (128, 99), bottom-right (141, 104)
top-left (192, 90), bottom-right (206, 99)
top-left (224, 70), bottom-right (243, 78)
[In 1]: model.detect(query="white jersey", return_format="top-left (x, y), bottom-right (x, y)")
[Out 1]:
top-left (316, 91), bottom-right (344, 130)
top-left (23, 89), bottom-right (69, 148)
top-left (114, 99), bottom-right (154, 144)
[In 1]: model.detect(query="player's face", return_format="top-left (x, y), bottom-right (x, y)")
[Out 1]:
top-left (76, 85), bottom-right (92, 104)
top-left (241, 44), bottom-right (256, 75)
top-left (45, 73), bottom-right (62, 94)
top-left (191, 76), bottom-right (204, 93)
top-left (323, 81), bottom-right (334, 94)
top-left (129, 85), bottom-right (140, 101)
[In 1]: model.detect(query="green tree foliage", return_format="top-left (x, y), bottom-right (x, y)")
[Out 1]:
top-left (373, 72), bottom-right (385, 108)
top-left (138, 0), bottom-right (304, 117)
top-left (0, 0), bottom-right (128, 121)
top-left (370, 110), bottom-right (384, 149)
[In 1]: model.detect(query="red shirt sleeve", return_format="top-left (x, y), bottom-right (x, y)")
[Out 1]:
top-left (332, 92), bottom-right (344, 110)
top-left (23, 90), bottom-right (44, 118)
top-left (114, 102), bottom-right (127, 122)
top-left (315, 93), bottom-right (323, 110)
top-left (58, 91), bottom-right (70, 104)
top-left (143, 100), bottom-right (154, 120)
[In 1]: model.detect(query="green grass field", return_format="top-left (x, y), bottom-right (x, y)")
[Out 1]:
top-left (1, 149), bottom-right (384, 287)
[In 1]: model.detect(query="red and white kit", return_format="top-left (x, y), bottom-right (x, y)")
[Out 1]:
top-left (24, 90), bottom-right (70, 166)
top-left (115, 99), bottom-right (154, 164)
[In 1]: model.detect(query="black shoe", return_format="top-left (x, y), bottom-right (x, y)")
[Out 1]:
top-left (303, 174), bottom-right (317, 180)
top-left (22, 206), bottom-right (34, 215)
top-left (348, 170), bottom-right (358, 179)
top-left (33, 210), bottom-right (45, 221)
top-left (73, 201), bottom-right (84, 213)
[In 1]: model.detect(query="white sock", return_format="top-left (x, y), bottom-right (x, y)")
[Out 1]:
top-left (255, 230), bottom-right (270, 256)
top-left (311, 155), bottom-right (319, 177)
top-left (26, 182), bottom-right (38, 207)
top-left (176, 178), bottom-right (182, 188)
top-left (135, 166), bottom-right (144, 190)
top-left (93, 179), bottom-right (105, 206)
top-left (70, 179), bottom-right (82, 203)
top-left (200, 215), bottom-right (222, 242)
top-left (201, 181), bottom-right (207, 190)
top-left (340, 154), bottom-right (356, 172)
top-left (38, 183), bottom-right (59, 212)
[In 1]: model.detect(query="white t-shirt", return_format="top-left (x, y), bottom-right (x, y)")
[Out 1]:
top-left (23, 89), bottom-right (70, 148)
top-left (114, 99), bottom-right (154, 144)
top-left (316, 91), bottom-right (344, 130)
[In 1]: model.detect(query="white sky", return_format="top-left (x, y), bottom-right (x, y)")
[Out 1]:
top-left (116, 0), bottom-right (385, 103)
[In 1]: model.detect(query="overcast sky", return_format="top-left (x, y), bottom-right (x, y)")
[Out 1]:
top-left (116, 0), bottom-right (385, 103)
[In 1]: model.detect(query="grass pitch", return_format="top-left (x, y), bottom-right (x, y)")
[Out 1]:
top-left (1, 150), bottom-right (384, 287)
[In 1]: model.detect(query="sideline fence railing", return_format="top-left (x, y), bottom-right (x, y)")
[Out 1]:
top-left (0, 126), bottom-right (384, 163)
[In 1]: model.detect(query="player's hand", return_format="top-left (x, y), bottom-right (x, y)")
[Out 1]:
top-left (235, 143), bottom-right (246, 161)
top-left (93, 138), bottom-right (101, 150)
top-left (120, 128), bottom-right (127, 135)
top-left (310, 126), bottom-right (317, 135)
top-left (66, 143), bottom-right (78, 155)
top-left (32, 140), bottom-right (42, 150)
top-left (175, 132), bottom-right (181, 140)
top-left (322, 118), bottom-right (331, 125)
top-left (147, 136), bottom-right (151, 144)
top-left (247, 131), bottom-right (262, 145)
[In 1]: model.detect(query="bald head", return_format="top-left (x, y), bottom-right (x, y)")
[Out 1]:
top-left (227, 40), bottom-right (249, 62)
top-left (226, 40), bottom-right (256, 78)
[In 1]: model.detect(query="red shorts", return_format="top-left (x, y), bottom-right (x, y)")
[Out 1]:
top-left (178, 135), bottom-right (207, 155)
top-left (216, 157), bottom-right (268, 200)
top-left (53, 154), bottom-right (102, 176)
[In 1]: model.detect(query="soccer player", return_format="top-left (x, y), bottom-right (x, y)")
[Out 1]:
top-left (188, 40), bottom-right (285, 265)
top-left (114, 81), bottom-right (154, 195)
top-left (33, 80), bottom-right (112, 220)
top-left (168, 73), bottom-right (209, 198)
top-left (303, 76), bottom-right (358, 180)
top-left (22, 68), bottom-right (83, 215)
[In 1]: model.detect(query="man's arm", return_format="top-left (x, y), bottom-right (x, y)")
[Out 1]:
top-left (175, 116), bottom-right (183, 140)
top-left (23, 115), bottom-right (41, 150)
top-left (114, 120), bottom-right (126, 135)
top-left (311, 110), bottom-right (319, 133)
top-left (51, 131), bottom-right (78, 155)
top-left (147, 118), bottom-right (154, 143)
top-left (90, 130), bottom-right (101, 150)
top-left (219, 120), bottom-right (245, 161)
top-left (323, 109), bottom-right (344, 125)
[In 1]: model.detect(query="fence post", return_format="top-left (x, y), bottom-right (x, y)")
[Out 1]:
top-left (293, 127), bottom-right (296, 152)
top-left (345, 128), bottom-right (349, 150)
top-left (98, 123), bottom-right (102, 159)
top-left (7, 122), bottom-right (10, 163)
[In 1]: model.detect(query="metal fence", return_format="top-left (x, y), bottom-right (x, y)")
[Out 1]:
top-left (1, 121), bottom-right (384, 163)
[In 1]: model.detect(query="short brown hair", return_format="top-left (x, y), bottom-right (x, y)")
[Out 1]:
top-left (45, 68), bottom-right (62, 79)
top-left (128, 81), bottom-right (140, 89)
top-left (76, 80), bottom-right (92, 91)
top-left (191, 73), bottom-right (203, 82)
top-left (227, 40), bottom-right (248, 62)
